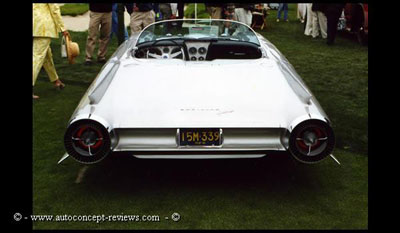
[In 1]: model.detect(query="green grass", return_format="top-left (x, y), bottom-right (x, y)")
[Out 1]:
top-left (184, 3), bottom-right (211, 19)
top-left (262, 7), bottom-right (368, 154)
top-left (33, 5), bottom-right (367, 230)
top-left (60, 3), bottom-right (89, 16)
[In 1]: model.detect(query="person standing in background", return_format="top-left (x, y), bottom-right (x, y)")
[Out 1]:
top-left (311, 3), bottom-right (327, 39)
top-left (175, 3), bottom-right (184, 28)
top-left (304, 3), bottom-right (314, 36)
top-left (276, 3), bottom-right (289, 22)
top-left (85, 3), bottom-right (112, 65)
top-left (223, 3), bottom-right (236, 21)
top-left (297, 3), bottom-right (306, 23)
top-left (110, 3), bottom-right (132, 41)
top-left (159, 3), bottom-right (172, 20)
top-left (170, 3), bottom-right (178, 19)
top-left (176, 3), bottom-right (184, 20)
top-left (158, 3), bottom-right (174, 34)
top-left (33, 3), bottom-right (68, 99)
top-left (234, 4), bottom-right (253, 26)
top-left (130, 3), bottom-right (156, 35)
top-left (152, 3), bottom-right (162, 21)
top-left (205, 3), bottom-right (223, 19)
top-left (325, 4), bottom-right (346, 45)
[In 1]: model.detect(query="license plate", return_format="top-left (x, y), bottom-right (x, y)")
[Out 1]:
top-left (179, 128), bottom-right (221, 146)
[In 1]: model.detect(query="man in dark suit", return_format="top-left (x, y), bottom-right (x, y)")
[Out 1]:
top-left (325, 4), bottom-right (346, 45)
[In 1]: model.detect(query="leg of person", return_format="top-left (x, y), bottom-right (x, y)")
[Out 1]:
top-left (284, 4), bottom-right (289, 21)
top-left (177, 3), bottom-right (184, 19)
top-left (304, 4), bottom-right (313, 35)
top-left (300, 4), bottom-right (306, 21)
top-left (124, 27), bottom-right (129, 41)
top-left (318, 11), bottom-right (328, 39)
top-left (327, 12), bottom-right (341, 45)
top-left (234, 8), bottom-right (244, 23)
top-left (212, 7), bottom-right (222, 19)
top-left (159, 4), bottom-right (172, 33)
top-left (206, 6), bottom-right (213, 17)
top-left (311, 10), bottom-right (320, 38)
top-left (326, 14), bottom-right (334, 45)
top-left (297, 4), bottom-right (300, 20)
top-left (98, 12), bottom-right (112, 63)
top-left (110, 10), bottom-right (118, 39)
top-left (42, 46), bottom-right (65, 89)
top-left (33, 37), bottom-right (52, 87)
top-left (177, 3), bottom-right (184, 28)
top-left (130, 12), bottom-right (145, 35)
top-left (85, 11), bottom-right (102, 64)
top-left (277, 4), bottom-right (283, 21)
top-left (159, 3), bottom-right (172, 20)
top-left (245, 10), bottom-right (252, 26)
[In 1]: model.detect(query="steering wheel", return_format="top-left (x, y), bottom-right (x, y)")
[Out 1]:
top-left (146, 39), bottom-right (185, 60)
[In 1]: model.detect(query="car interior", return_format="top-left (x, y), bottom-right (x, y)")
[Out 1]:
top-left (133, 39), bottom-right (263, 61)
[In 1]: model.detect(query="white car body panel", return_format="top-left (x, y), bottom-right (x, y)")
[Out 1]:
top-left (62, 19), bottom-right (334, 164)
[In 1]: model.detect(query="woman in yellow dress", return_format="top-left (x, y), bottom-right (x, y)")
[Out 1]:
top-left (33, 3), bottom-right (69, 99)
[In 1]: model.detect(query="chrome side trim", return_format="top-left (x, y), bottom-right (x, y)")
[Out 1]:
top-left (57, 153), bottom-right (70, 164)
top-left (114, 147), bottom-right (286, 152)
top-left (88, 61), bottom-right (120, 105)
top-left (114, 128), bottom-right (286, 151)
top-left (133, 154), bottom-right (267, 159)
top-left (329, 154), bottom-right (341, 165)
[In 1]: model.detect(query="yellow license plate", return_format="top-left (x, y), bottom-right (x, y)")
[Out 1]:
top-left (179, 128), bottom-right (221, 146)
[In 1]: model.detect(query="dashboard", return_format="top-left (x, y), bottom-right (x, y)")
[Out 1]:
top-left (185, 42), bottom-right (210, 61)
top-left (133, 40), bottom-right (262, 61)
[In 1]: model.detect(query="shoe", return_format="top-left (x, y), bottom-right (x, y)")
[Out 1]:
top-left (276, 19), bottom-right (280, 22)
top-left (285, 19), bottom-right (289, 22)
top-left (54, 79), bottom-right (65, 90)
top-left (84, 60), bottom-right (93, 66)
top-left (97, 58), bottom-right (107, 64)
top-left (33, 94), bottom-right (39, 99)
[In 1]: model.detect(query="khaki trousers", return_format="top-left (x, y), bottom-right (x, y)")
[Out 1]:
top-left (33, 37), bottom-right (58, 86)
top-left (130, 11), bottom-right (155, 35)
top-left (312, 11), bottom-right (327, 39)
top-left (304, 4), bottom-right (313, 36)
top-left (85, 11), bottom-right (112, 61)
top-left (206, 7), bottom-right (222, 19)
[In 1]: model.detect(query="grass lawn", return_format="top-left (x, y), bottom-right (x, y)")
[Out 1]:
top-left (184, 3), bottom-right (210, 19)
top-left (33, 4), bottom-right (368, 230)
top-left (60, 3), bottom-right (89, 16)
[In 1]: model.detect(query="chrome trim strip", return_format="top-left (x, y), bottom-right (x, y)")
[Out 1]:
top-left (176, 128), bottom-right (180, 147)
top-left (57, 153), bottom-right (70, 164)
top-left (329, 154), bottom-right (341, 165)
top-left (133, 154), bottom-right (267, 159)
top-left (114, 147), bottom-right (286, 151)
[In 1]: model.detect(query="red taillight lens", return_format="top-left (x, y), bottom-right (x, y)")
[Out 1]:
top-left (289, 120), bottom-right (335, 164)
top-left (64, 120), bottom-right (111, 164)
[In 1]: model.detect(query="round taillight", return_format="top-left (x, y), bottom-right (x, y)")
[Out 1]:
top-left (289, 120), bottom-right (335, 163)
top-left (64, 120), bottom-right (111, 164)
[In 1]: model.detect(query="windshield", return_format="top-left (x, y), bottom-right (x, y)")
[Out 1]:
top-left (136, 19), bottom-right (260, 46)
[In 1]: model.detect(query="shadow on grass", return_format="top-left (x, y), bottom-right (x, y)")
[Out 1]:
top-left (80, 152), bottom-right (333, 199)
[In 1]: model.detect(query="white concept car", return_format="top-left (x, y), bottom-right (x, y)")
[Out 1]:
top-left (61, 19), bottom-right (336, 165)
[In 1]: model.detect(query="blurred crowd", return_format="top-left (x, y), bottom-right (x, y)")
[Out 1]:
top-left (33, 3), bottom-right (348, 99)
top-left (298, 3), bottom-right (346, 45)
